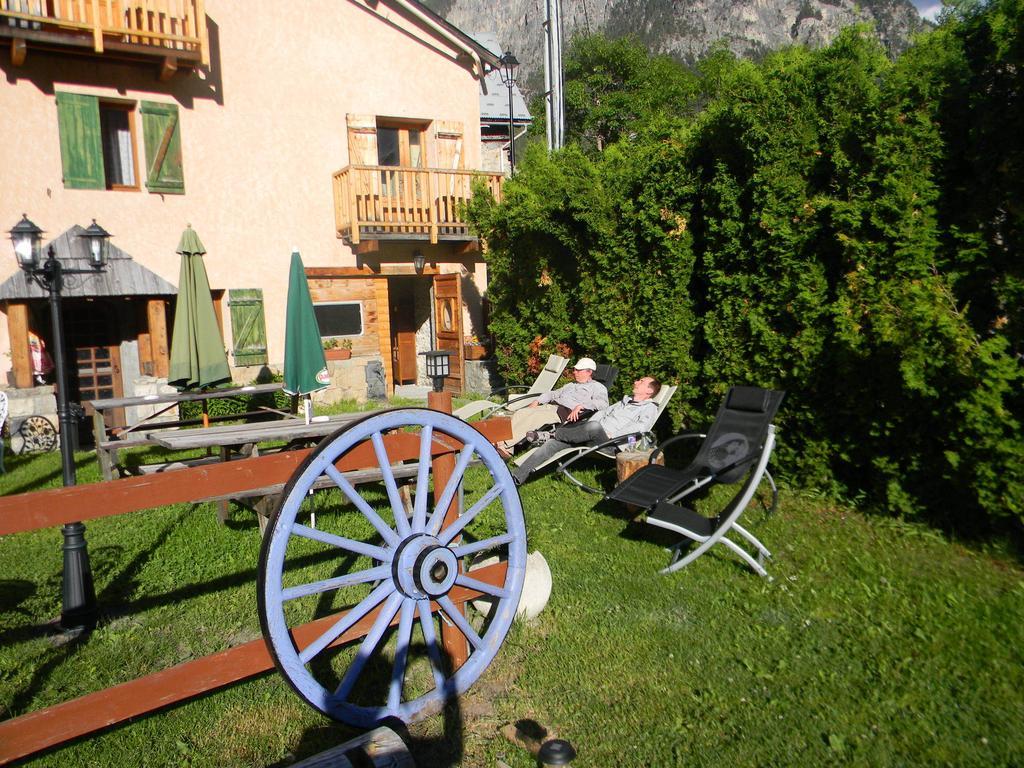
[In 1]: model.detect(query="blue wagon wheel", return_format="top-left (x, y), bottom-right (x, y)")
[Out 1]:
top-left (258, 408), bottom-right (527, 728)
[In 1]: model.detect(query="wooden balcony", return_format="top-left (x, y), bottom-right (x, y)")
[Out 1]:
top-left (1, 0), bottom-right (208, 72)
top-left (332, 165), bottom-right (503, 245)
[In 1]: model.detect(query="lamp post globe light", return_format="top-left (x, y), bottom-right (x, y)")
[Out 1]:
top-left (8, 214), bottom-right (110, 633)
top-left (498, 51), bottom-right (520, 174)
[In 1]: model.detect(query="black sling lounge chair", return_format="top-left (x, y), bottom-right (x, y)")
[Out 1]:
top-left (605, 386), bottom-right (785, 577)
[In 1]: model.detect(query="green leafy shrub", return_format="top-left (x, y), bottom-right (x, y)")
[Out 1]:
top-left (471, 12), bottom-right (1024, 532)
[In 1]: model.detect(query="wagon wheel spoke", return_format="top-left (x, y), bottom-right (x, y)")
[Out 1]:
top-left (258, 408), bottom-right (526, 728)
top-left (386, 599), bottom-right (417, 712)
top-left (370, 431), bottom-right (411, 538)
top-left (436, 595), bottom-right (484, 650)
top-left (282, 564), bottom-right (391, 602)
top-left (334, 591), bottom-right (405, 700)
top-left (426, 444), bottom-right (476, 536)
top-left (290, 524), bottom-right (389, 560)
top-left (411, 425), bottom-right (434, 533)
top-left (298, 580), bottom-right (395, 664)
top-left (416, 598), bottom-right (448, 693)
top-left (451, 533), bottom-right (516, 559)
top-left (323, 463), bottom-right (401, 547)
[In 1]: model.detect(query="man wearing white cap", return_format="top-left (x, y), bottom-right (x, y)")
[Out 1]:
top-left (501, 357), bottom-right (609, 453)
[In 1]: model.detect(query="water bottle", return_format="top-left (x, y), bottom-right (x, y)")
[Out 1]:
top-left (626, 434), bottom-right (637, 452)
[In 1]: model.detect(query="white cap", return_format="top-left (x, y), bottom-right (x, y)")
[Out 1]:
top-left (574, 357), bottom-right (597, 371)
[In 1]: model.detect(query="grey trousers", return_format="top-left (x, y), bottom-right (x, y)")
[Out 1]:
top-left (512, 420), bottom-right (609, 484)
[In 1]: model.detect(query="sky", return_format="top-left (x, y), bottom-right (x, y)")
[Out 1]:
top-left (912, 0), bottom-right (943, 22)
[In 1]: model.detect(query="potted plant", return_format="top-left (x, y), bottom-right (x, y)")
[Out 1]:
top-left (463, 334), bottom-right (489, 360)
top-left (323, 338), bottom-right (352, 361)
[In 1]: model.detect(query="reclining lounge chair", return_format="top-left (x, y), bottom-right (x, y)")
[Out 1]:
top-left (605, 386), bottom-right (785, 577)
top-left (515, 383), bottom-right (679, 492)
top-left (454, 354), bottom-right (568, 421)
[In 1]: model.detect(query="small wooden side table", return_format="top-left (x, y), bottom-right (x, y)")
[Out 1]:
top-left (615, 449), bottom-right (665, 514)
top-left (616, 449), bottom-right (663, 482)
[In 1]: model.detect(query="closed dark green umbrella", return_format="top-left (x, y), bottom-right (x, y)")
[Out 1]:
top-left (168, 225), bottom-right (231, 390)
top-left (283, 250), bottom-right (329, 421)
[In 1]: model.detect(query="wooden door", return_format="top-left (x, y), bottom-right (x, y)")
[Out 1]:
top-left (432, 273), bottom-right (463, 394)
top-left (389, 278), bottom-right (418, 384)
top-left (377, 122), bottom-right (426, 226)
top-left (75, 345), bottom-right (124, 414)
top-left (65, 301), bottom-right (126, 429)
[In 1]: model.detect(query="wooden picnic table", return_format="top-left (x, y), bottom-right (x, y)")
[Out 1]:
top-left (141, 412), bottom-right (373, 525)
top-left (90, 382), bottom-right (287, 480)
top-left (146, 412), bottom-right (364, 452)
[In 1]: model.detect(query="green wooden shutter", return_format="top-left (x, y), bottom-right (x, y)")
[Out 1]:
top-left (56, 92), bottom-right (104, 190)
top-left (228, 289), bottom-right (268, 365)
top-left (140, 101), bottom-right (185, 194)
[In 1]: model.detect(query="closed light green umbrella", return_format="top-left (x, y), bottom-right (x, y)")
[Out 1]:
top-left (168, 225), bottom-right (231, 390)
top-left (283, 249), bottom-right (329, 422)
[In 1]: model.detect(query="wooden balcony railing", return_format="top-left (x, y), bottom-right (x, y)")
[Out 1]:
top-left (1, 0), bottom-right (208, 66)
top-left (332, 165), bottom-right (503, 245)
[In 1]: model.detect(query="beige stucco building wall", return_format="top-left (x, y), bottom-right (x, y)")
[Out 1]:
top-left (0, 0), bottom-right (489, 386)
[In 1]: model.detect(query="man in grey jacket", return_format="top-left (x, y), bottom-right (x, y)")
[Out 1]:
top-left (511, 376), bottom-right (662, 485)
top-left (502, 357), bottom-right (609, 451)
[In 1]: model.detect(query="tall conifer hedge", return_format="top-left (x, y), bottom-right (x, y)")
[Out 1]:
top-left (468, 3), bottom-right (1023, 531)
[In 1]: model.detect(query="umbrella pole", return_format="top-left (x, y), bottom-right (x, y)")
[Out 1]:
top-left (304, 395), bottom-right (312, 425)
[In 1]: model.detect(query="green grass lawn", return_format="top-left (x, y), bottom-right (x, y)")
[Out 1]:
top-left (1, 419), bottom-right (1022, 766)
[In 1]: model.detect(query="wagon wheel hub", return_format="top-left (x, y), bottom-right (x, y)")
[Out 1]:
top-left (393, 534), bottom-right (458, 599)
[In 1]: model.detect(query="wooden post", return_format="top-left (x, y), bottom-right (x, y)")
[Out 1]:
top-left (93, 409), bottom-right (114, 481)
top-left (146, 298), bottom-right (169, 377)
top-left (427, 170), bottom-right (438, 244)
top-left (6, 302), bottom-right (33, 389)
top-left (427, 389), bottom-right (469, 668)
top-left (91, 0), bottom-right (104, 52)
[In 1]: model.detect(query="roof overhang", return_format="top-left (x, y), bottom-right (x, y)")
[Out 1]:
top-left (0, 225), bottom-right (177, 301)
top-left (353, 0), bottom-right (502, 78)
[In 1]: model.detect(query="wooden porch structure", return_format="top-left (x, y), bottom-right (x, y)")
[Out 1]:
top-left (333, 165), bottom-right (503, 245)
top-left (0, 0), bottom-right (209, 74)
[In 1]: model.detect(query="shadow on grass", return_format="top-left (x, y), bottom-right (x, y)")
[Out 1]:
top-left (2, 623), bottom-right (93, 722)
top-left (94, 505), bottom-right (198, 607)
top-left (274, 648), bottom-right (468, 768)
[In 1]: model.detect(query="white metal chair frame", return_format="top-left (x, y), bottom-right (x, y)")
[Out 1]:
top-left (454, 354), bottom-right (568, 421)
top-left (648, 425), bottom-right (777, 578)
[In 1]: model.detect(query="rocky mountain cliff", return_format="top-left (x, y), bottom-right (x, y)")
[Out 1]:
top-left (425, 0), bottom-right (925, 93)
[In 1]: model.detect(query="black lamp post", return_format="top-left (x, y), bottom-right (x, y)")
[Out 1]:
top-left (420, 349), bottom-right (451, 393)
top-left (9, 214), bottom-right (110, 633)
top-left (498, 51), bottom-right (520, 175)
